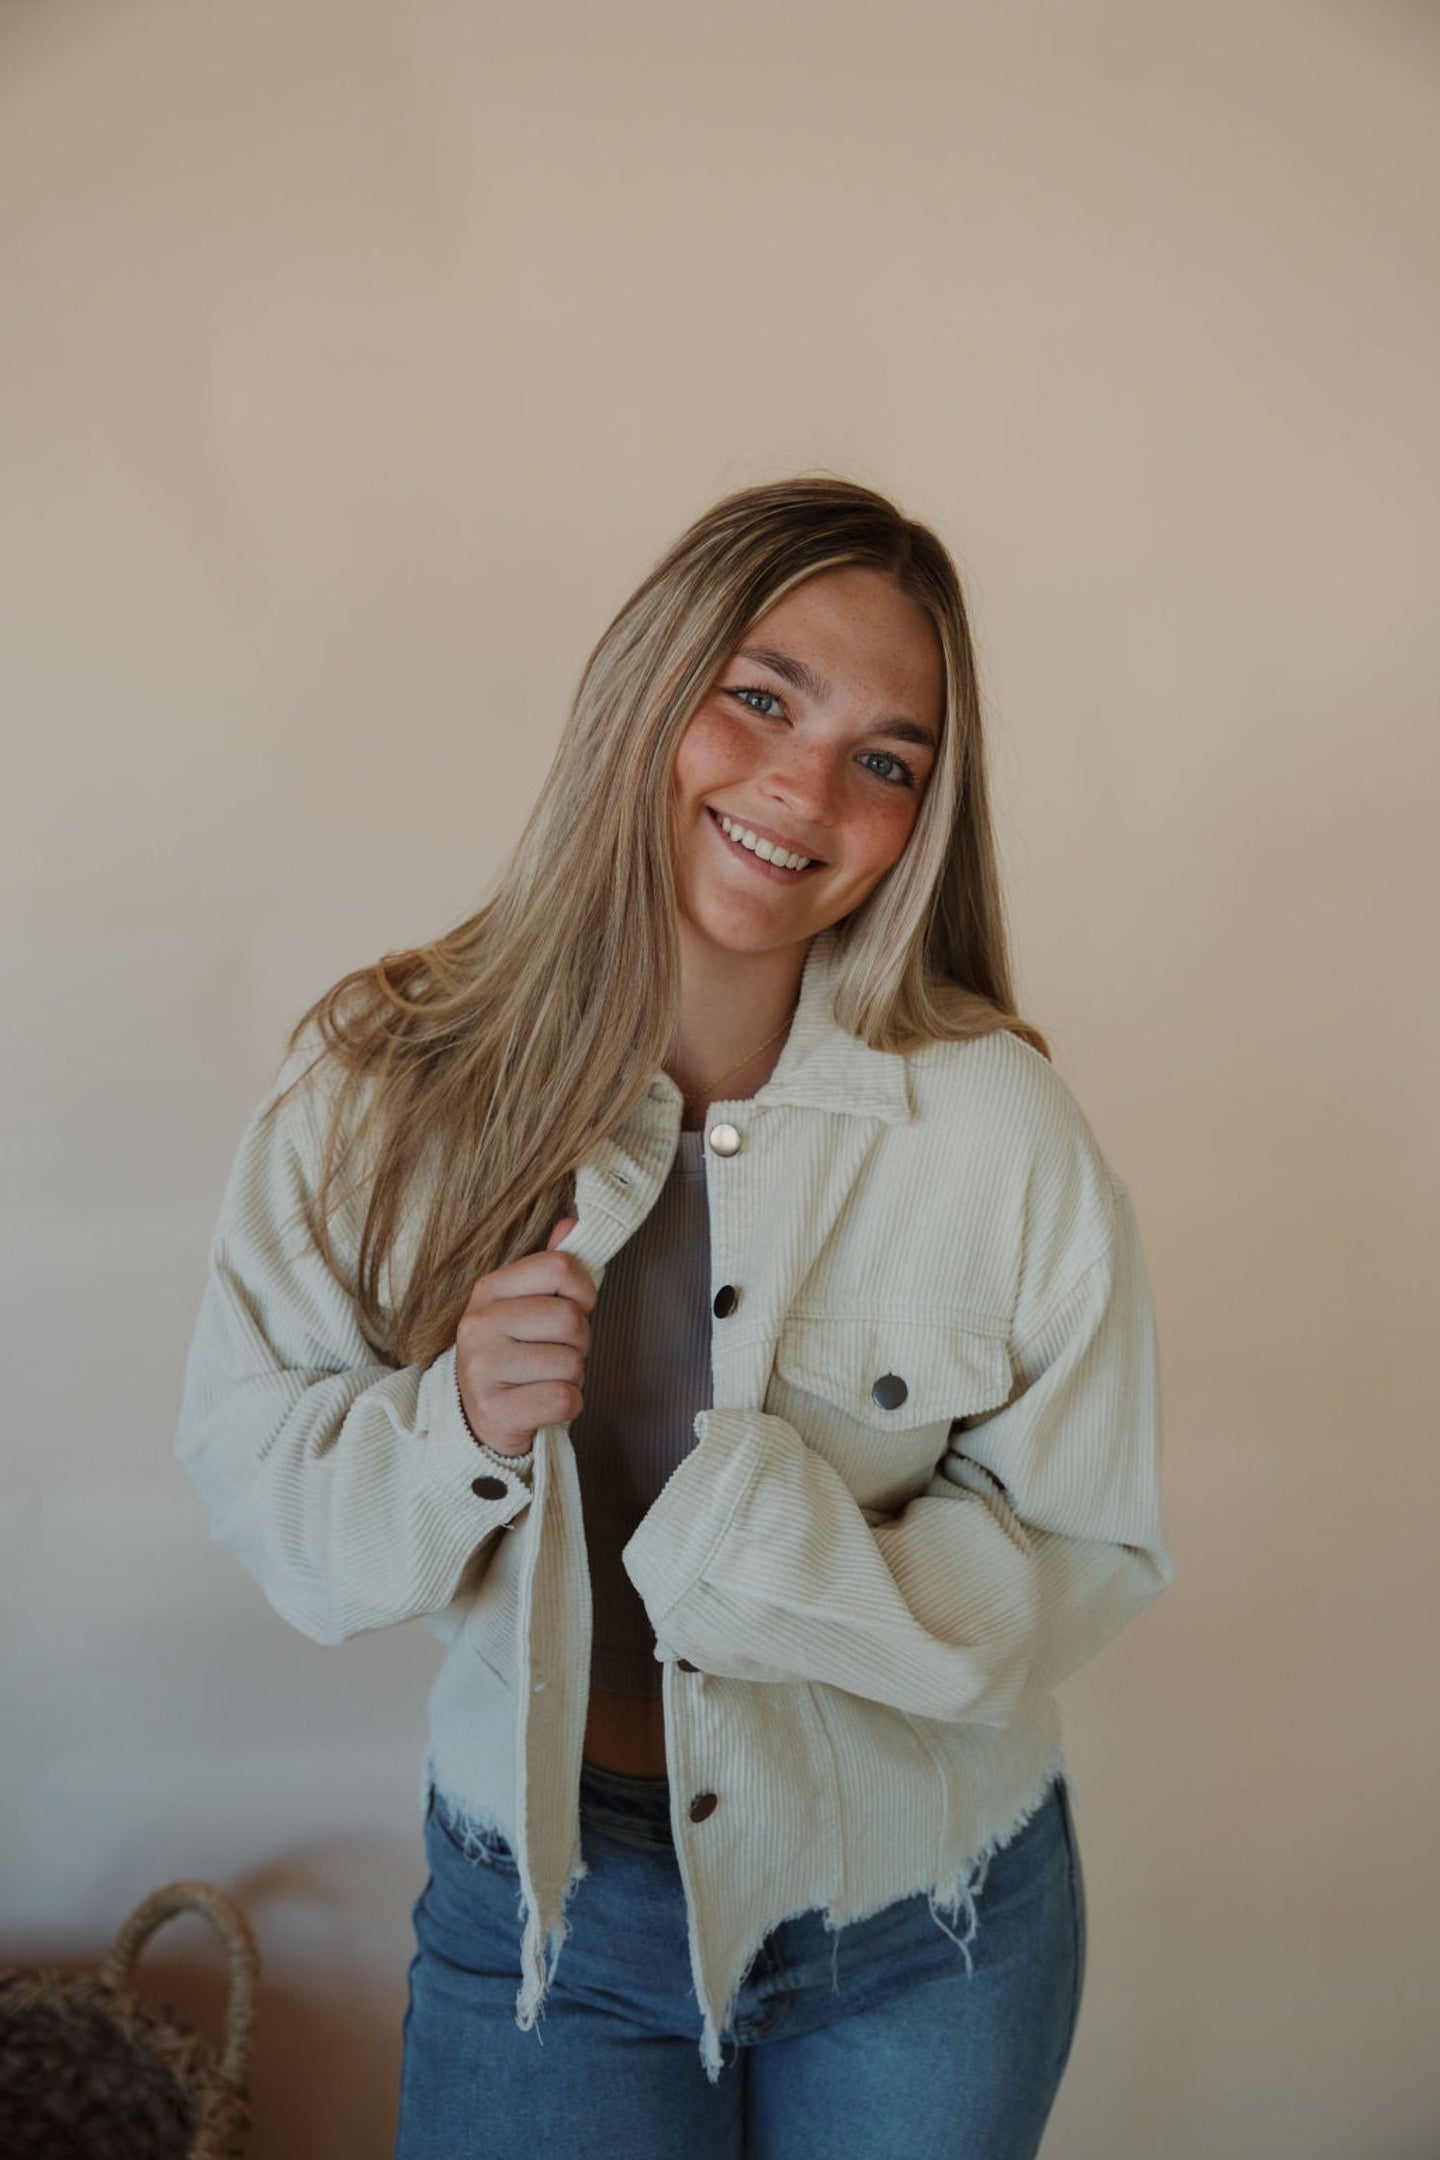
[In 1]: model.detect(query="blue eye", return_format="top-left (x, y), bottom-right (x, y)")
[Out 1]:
top-left (727, 686), bottom-right (916, 789)
top-left (862, 751), bottom-right (916, 789)
top-left (729, 687), bottom-right (784, 718)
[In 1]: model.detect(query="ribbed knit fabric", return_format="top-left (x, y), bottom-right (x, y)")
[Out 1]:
top-left (174, 924), bottom-right (1173, 2082)
top-left (572, 1125), bottom-right (712, 1696)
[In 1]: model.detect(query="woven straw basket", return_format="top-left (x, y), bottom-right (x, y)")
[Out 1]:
top-left (0, 1879), bottom-right (259, 2160)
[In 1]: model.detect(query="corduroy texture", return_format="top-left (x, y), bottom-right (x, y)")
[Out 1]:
top-left (175, 925), bottom-right (1173, 2081)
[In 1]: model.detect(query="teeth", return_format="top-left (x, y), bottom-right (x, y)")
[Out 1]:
top-left (717, 812), bottom-right (812, 872)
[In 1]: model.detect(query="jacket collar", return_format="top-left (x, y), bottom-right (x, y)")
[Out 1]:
top-left (651, 925), bottom-right (911, 1125)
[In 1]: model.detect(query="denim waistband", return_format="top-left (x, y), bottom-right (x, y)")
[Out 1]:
top-left (579, 1757), bottom-right (674, 1839)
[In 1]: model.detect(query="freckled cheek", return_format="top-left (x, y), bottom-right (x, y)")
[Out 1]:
top-left (846, 798), bottom-right (920, 881)
top-left (674, 707), bottom-right (751, 795)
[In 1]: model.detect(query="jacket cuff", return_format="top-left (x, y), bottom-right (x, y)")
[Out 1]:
top-left (621, 1407), bottom-right (781, 1620)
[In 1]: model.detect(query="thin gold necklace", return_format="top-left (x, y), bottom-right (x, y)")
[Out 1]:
top-left (680, 1006), bottom-right (797, 1111)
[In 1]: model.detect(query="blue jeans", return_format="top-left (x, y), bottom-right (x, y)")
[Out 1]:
top-left (394, 1757), bottom-right (1086, 2159)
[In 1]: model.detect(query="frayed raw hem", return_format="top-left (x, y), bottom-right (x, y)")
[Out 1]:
top-left (514, 1853), bottom-right (591, 2040)
top-left (418, 1762), bottom-right (594, 2050)
top-left (699, 2016), bottom-right (726, 2084)
top-left (923, 1745), bottom-right (1067, 1978)
top-left (696, 1747), bottom-right (1067, 2086)
top-left (427, 1787), bottom-right (517, 1866)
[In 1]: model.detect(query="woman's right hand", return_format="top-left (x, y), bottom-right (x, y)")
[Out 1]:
top-left (454, 1217), bottom-right (596, 1457)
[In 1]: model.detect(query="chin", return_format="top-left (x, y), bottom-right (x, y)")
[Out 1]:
top-left (684, 907), bottom-right (812, 958)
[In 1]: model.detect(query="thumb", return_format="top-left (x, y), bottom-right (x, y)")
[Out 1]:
top-left (546, 1215), bottom-right (579, 1251)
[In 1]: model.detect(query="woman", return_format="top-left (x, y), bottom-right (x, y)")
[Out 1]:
top-left (176, 477), bottom-right (1173, 2159)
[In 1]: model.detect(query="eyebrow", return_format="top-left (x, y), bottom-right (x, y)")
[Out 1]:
top-left (732, 644), bottom-right (940, 754)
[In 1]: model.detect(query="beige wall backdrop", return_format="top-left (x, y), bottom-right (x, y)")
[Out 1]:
top-left (3, 0), bottom-right (1437, 2153)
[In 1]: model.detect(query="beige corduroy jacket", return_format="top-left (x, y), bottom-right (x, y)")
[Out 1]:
top-left (175, 925), bottom-right (1173, 2080)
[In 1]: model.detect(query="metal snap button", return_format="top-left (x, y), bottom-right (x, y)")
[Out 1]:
top-left (712, 1284), bottom-right (738, 1318)
top-left (707, 1123), bottom-right (742, 1156)
top-left (688, 1791), bottom-right (719, 1822)
top-left (870, 1373), bottom-right (909, 1411)
top-left (471, 1475), bottom-right (508, 1499)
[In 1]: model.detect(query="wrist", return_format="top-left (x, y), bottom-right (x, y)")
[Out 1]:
top-left (454, 1367), bottom-right (534, 1466)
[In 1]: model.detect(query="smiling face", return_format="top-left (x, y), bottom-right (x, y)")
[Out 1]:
top-left (670, 565), bottom-right (946, 967)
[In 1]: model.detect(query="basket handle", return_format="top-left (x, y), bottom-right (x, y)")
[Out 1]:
top-left (98, 1879), bottom-right (260, 2088)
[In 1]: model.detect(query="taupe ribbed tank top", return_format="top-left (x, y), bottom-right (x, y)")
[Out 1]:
top-left (570, 1123), bottom-right (713, 1697)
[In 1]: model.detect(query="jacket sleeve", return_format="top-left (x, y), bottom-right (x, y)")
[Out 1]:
top-left (174, 1044), bottom-right (534, 1646)
top-left (622, 1175), bottom-right (1173, 1726)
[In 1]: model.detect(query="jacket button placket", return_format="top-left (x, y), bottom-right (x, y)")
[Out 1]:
top-left (688, 1112), bottom-right (736, 1770)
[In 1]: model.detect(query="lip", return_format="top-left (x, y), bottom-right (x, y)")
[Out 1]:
top-left (705, 804), bottom-right (827, 874)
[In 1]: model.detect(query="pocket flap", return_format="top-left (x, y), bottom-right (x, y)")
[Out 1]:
top-left (772, 1313), bottom-right (1013, 1431)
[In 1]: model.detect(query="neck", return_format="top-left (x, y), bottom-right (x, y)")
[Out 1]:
top-left (666, 924), bottom-right (811, 1126)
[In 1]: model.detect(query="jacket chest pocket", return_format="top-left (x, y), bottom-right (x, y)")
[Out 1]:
top-left (764, 1312), bottom-right (1015, 1509)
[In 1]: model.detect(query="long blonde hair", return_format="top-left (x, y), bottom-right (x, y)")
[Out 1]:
top-left (276, 476), bottom-right (1050, 1367)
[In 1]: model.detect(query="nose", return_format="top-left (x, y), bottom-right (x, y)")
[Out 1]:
top-left (757, 737), bottom-right (846, 833)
